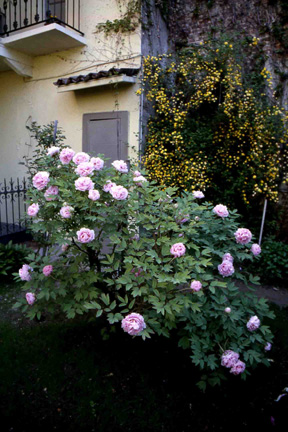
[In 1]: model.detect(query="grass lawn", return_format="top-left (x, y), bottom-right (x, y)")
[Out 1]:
top-left (0, 281), bottom-right (288, 432)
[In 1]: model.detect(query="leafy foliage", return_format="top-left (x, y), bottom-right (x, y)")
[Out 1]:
top-left (247, 238), bottom-right (288, 284)
top-left (0, 241), bottom-right (32, 280)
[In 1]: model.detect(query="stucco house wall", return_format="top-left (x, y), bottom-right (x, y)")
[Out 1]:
top-left (0, 0), bottom-right (142, 179)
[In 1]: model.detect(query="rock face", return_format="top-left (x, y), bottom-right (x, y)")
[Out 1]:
top-left (157, 0), bottom-right (288, 108)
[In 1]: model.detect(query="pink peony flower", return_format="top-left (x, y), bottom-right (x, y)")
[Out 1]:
top-left (264, 342), bottom-right (272, 351)
top-left (170, 243), bottom-right (186, 257)
top-left (32, 171), bottom-right (50, 190)
top-left (43, 265), bottom-right (53, 276)
top-left (225, 307), bottom-right (231, 313)
top-left (19, 264), bottom-right (32, 281)
top-left (73, 152), bottom-right (90, 165)
top-left (77, 228), bottom-right (95, 243)
top-left (121, 313), bottom-right (146, 336)
top-left (234, 228), bottom-right (252, 245)
top-left (59, 148), bottom-right (75, 164)
top-left (246, 315), bottom-right (260, 331)
top-left (47, 146), bottom-right (60, 156)
top-left (193, 191), bottom-right (205, 199)
top-left (221, 350), bottom-right (239, 368)
top-left (75, 177), bottom-right (94, 191)
top-left (230, 360), bottom-right (246, 375)
top-left (222, 253), bottom-right (233, 263)
top-left (190, 280), bottom-right (202, 292)
top-left (44, 186), bottom-right (59, 201)
top-left (134, 170), bottom-right (141, 177)
top-left (88, 189), bottom-right (100, 201)
top-left (251, 243), bottom-right (261, 256)
top-left (213, 204), bottom-right (229, 218)
top-left (218, 260), bottom-right (235, 277)
top-left (59, 206), bottom-right (73, 219)
top-left (91, 157), bottom-right (104, 171)
top-left (110, 185), bottom-right (129, 200)
top-left (133, 175), bottom-right (147, 186)
top-left (75, 162), bottom-right (94, 177)
top-left (103, 180), bottom-right (116, 192)
top-left (27, 203), bottom-right (39, 217)
top-left (112, 160), bottom-right (129, 173)
top-left (26, 292), bottom-right (35, 305)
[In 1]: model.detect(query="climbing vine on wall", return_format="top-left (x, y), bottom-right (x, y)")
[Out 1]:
top-left (140, 38), bottom-right (288, 216)
top-left (96, 0), bottom-right (141, 35)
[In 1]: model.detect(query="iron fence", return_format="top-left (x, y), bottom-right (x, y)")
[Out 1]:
top-left (0, 177), bottom-right (29, 243)
top-left (0, 0), bottom-right (83, 36)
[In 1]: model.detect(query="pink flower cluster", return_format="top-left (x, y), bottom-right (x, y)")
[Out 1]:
top-left (44, 186), bottom-right (59, 201)
top-left (213, 204), bottom-right (229, 218)
top-left (26, 292), bottom-right (35, 305)
top-left (47, 146), bottom-right (60, 157)
top-left (76, 227), bottom-right (95, 243)
top-left (133, 175), bottom-right (147, 187)
top-left (19, 264), bottom-right (32, 281)
top-left (88, 189), bottom-right (100, 201)
top-left (75, 177), bottom-right (94, 191)
top-left (43, 265), bottom-right (53, 276)
top-left (103, 180), bottom-right (116, 192)
top-left (218, 259), bottom-right (234, 277)
top-left (73, 152), bottom-right (90, 165)
top-left (59, 148), bottom-right (75, 164)
top-left (246, 315), bottom-right (260, 331)
top-left (27, 203), bottom-right (39, 217)
top-left (112, 160), bottom-right (128, 173)
top-left (110, 185), bottom-right (128, 200)
top-left (251, 243), bottom-right (261, 256)
top-left (60, 206), bottom-right (73, 218)
top-left (32, 171), bottom-right (50, 190)
top-left (170, 242), bottom-right (186, 257)
top-left (75, 162), bottom-right (94, 177)
top-left (193, 191), bottom-right (205, 199)
top-left (234, 228), bottom-right (252, 245)
top-left (190, 280), bottom-right (202, 292)
top-left (121, 313), bottom-right (146, 336)
top-left (222, 253), bottom-right (233, 263)
top-left (221, 350), bottom-right (246, 375)
top-left (91, 157), bottom-right (104, 171)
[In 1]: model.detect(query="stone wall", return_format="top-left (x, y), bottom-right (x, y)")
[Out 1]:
top-left (157, 0), bottom-right (288, 108)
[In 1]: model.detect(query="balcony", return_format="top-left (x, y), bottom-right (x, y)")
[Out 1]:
top-left (0, 1), bottom-right (86, 57)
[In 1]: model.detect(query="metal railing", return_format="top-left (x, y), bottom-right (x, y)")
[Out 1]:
top-left (0, 0), bottom-right (83, 36)
top-left (0, 177), bottom-right (28, 241)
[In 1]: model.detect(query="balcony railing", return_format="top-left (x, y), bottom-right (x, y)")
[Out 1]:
top-left (0, 0), bottom-right (83, 37)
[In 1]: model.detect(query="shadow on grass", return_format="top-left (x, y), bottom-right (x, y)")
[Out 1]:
top-left (0, 304), bottom-right (288, 432)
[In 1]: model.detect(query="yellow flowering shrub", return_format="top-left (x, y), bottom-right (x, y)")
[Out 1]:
top-left (141, 39), bottom-right (288, 217)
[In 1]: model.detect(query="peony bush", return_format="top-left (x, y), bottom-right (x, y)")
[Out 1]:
top-left (14, 132), bottom-right (274, 387)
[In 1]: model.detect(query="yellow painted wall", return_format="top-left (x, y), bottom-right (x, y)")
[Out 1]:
top-left (0, 0), bottom-right (142, 180)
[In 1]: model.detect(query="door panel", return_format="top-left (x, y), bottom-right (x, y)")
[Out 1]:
top-left (83, 112), bottom-right (129, 164)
